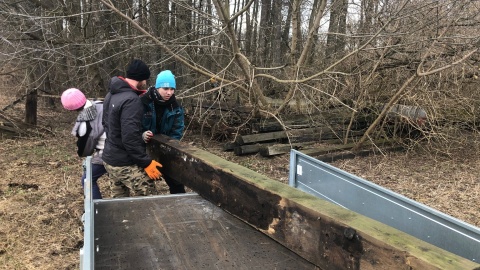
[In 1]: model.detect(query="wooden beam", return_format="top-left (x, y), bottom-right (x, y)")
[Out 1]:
top-left (259, 141), bottom-right (316, 157)
top-left (300, 138), bottom-right (394, 157)
top-left (222, 141), bottom-right (238, 151)
top-left (252, 119), bottom-right (316, 133)
top-left (235, 129), bottom-right (288, 145)
top-left (233, 142), bottom-right (276, 156)
top-left (236, 127), bottom-right (365, 145)
top-left (148, 135), bottom-right (479, 270)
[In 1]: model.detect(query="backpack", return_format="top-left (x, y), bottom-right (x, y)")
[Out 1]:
top-left (75, 101), bottom-right (104, 157)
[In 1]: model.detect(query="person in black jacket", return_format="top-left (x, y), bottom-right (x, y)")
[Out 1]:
top-left (102, 59), bottom-right (163, 198)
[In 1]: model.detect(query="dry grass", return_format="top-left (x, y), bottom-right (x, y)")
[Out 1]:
top-left (329, 149), bottom-right (480, 227)
top-left (0, 106), bottom-right (84, 269)
top-left (0, 95), bottom-right (479, 269)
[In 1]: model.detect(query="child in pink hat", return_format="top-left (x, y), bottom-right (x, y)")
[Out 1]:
top-left (61, 88), bottom-right (87, 110)
top-left (61, 88), bottom-right (107, 199)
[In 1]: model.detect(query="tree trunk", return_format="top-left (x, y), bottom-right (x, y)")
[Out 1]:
top-left (271, 0), bottom-right (283, 66)
top-left (326, 0), bottom-right (348, 63)
top-left (25, 89), bottom-right (37, 125)
top-left (258, 0), bottom-right (272, 66)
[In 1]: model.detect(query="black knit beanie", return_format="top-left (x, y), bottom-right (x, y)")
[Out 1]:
top-left (126, 59), bottom-right (150, 81)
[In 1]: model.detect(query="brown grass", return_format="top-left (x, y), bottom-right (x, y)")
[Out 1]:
top-left (0, 96), bottom-right (479, 269)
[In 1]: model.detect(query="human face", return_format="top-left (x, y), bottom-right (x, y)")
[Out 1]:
top-left (137, 80), bottom-right (148, 90)
top-left (157, 87), bottom-right (175, 100)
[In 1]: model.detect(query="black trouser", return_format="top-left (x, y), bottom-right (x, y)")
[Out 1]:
top-left (164, 175), bottom-right (186, 194)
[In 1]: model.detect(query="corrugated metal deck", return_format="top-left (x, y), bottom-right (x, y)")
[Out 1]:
top-left (93, 194), bottom-right (318, 270)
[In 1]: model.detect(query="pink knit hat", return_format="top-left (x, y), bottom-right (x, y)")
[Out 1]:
top-left (61, 88), bottom-right (87, 110)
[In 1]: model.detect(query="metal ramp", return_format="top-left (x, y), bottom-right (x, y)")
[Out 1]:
top-left (289, 149), bottom-right (480, 262)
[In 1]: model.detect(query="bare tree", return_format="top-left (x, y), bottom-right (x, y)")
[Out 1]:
top-left (0, 0), bottom-right (478, 153)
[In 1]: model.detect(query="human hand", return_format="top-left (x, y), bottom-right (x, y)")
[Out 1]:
top-left (142, 130), bottom-right (153, 143)
top-left (144, 160), bottom-right (163, 180)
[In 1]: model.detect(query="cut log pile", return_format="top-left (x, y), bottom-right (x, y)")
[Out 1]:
top-left (181, 98), bottom-right (429, 158)
top-left (224, 111), bottom-right (375, 157)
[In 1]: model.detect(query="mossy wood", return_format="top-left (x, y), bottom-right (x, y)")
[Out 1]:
top-left (148, 135), bottom-right (479, 270)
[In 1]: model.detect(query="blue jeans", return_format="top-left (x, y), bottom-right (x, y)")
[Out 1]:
top-left (81, 163), bottom-right (107, 199)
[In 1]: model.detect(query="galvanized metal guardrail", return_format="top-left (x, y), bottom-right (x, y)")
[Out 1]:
top-left (289, 150), bottom-right (480, 262)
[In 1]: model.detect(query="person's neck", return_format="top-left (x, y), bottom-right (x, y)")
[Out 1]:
top-left (124, 78), bottom-right (139, 90)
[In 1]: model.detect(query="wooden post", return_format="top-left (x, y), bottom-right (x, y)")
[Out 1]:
top-left (25, 89), bottom-right (37, 125)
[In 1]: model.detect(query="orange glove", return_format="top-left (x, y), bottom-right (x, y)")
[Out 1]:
top-left (144, 160), bottom-right (163, 180)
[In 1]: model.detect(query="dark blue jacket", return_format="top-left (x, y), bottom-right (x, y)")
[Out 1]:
top-left (102, 77), bottom-right (152, 168)
top-left (140, 94), bottom-right (184, 140)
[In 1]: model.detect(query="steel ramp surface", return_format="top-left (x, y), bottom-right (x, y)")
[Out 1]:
top-left (94, 193), bottom-right (318, 270)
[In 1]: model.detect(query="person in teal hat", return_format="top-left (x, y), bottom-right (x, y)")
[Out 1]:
top-left (140, 70), bottom-right (186, 194)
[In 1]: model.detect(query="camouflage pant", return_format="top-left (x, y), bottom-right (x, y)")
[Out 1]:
top-left (104, 163), bottom-right (158, 198)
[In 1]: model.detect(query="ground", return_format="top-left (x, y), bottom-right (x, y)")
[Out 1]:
top-left (0, 99), bottom-right (478, 269)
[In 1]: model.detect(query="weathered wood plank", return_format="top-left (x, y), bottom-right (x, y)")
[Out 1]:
top-left (259, 141), bottom-right (316, 157)
top-left (300, 138), bottom-right (394, 157)
top-left (148, 135), bottom-right (479, 270)
top-left (233, 142), bottom-right (276, 156)
top-left (235, 129), bottom-right (287, 145)
top-left (222, 141), bottom-right (238, 151)
top-left (252, 119), bottom-right (316, 133)
top-left (236, 126), bottom-right (362, 145)
top-left (258, 138), bottom-right (372, 157)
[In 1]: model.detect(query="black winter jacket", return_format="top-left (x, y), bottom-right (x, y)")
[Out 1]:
top-left (102, 77), bottom-right (151, 168)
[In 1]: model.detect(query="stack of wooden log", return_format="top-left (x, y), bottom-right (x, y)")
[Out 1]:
top-left (181, 98), bottom-right (427, 158)
top-left (224, 110), bottom-right (371, 157)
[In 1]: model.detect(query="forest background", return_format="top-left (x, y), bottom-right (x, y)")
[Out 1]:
top-left (0, 0), bottom-right (479, 269)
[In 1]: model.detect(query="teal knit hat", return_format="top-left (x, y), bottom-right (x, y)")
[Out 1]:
top-left (155, 70), bottom-right (176, 89)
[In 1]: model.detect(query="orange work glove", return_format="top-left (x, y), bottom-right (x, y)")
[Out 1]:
top-left (144, 160), bottom-right (163, 180)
